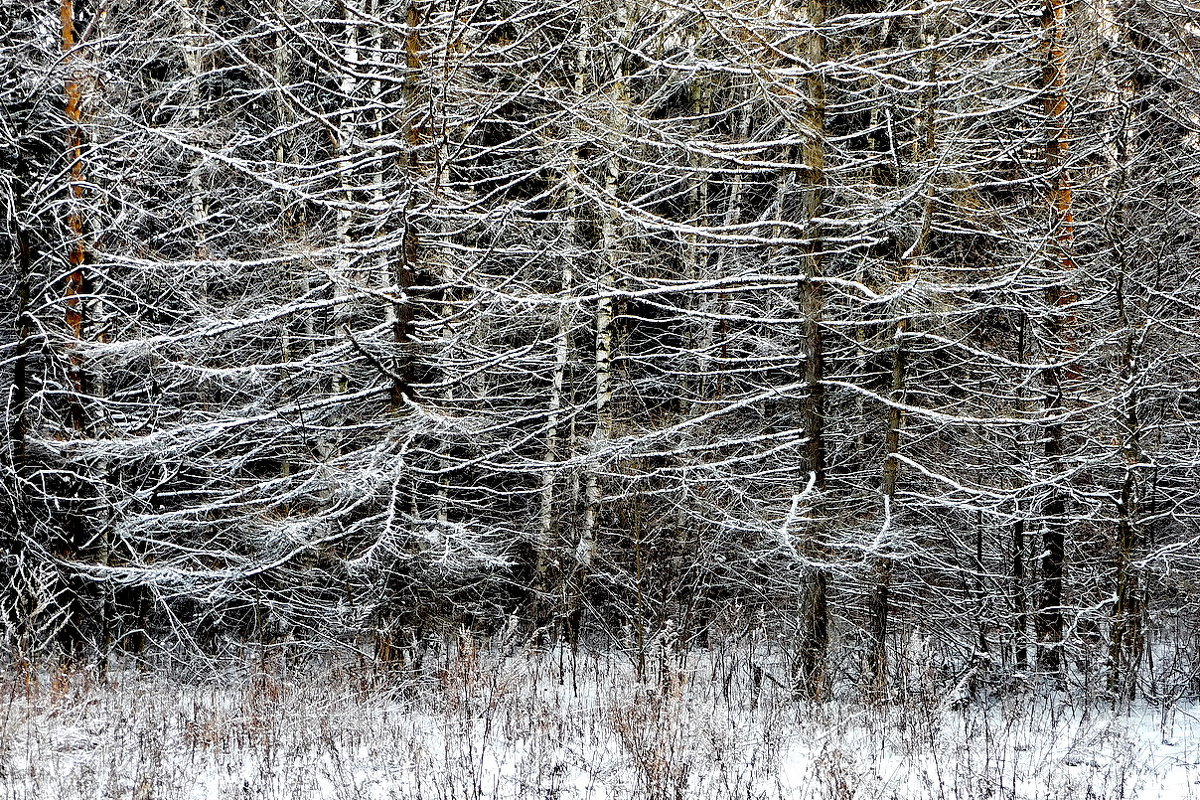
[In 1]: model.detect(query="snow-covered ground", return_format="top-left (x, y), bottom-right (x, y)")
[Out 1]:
top-left (2, 648), bottom-right (1198, 799)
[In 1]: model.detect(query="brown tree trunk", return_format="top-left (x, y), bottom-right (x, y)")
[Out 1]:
top-left (57, 0), bottom-right (100, 662)
top-left (61, 0), bottom-right (89, 433)
top-left (1036, 0), bottom-right (1076, 677)
top-left (794, 0), bottom-right (830, 702)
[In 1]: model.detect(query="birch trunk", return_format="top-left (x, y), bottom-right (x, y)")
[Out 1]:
top-left (178, 0), bottom-right (208, 258)
top-left (537, 28), bottom-right (588, 591)
top-left (579, 6), bottom-right (628, 583)
top-left (334, 0), bottom-right (360, 402)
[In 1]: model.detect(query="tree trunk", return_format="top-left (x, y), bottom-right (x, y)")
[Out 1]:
top-left (537, 32), bottom-right (587, 615)
top-left (1036, 0), bottom-right (1076, 677)
top-left (61, 0), bottom-right (89, 433)
top-left (791, 0), bottom-right (831, 701)
top-left (179, 0), bottom-right (208, 258)
top-left (867, 12), bottom-right (939, 697)
top-left (1108, 151), bottom-right (1143, 699)
top-left (1013, 312), bottom-right (1030, 671)
top-left (575, 5), bottom-right (629, 642)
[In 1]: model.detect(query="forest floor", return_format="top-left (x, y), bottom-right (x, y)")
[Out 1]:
top-left (1, 644), bottom-right (1198, 800)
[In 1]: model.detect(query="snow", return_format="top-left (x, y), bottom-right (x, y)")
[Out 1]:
top-left (2, 652), bottom-right (1198, 799)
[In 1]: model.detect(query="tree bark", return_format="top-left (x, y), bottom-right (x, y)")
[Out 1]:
top-left (575, 5), bottom-right (629, 642)
top-left (795, 0), bottom-right (830, 702)
top-left (1036, 0), bottom-right (1076, 677)
top-left (537, 31), bottom-right (587, 612)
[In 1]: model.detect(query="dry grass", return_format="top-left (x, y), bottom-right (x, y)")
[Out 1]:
top-left (1, 642), bottom-right (1198, 799)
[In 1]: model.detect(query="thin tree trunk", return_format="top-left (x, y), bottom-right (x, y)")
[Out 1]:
top-left (868, 15), bottom-right (939, 697)
top-left (11, 228), bottom-right (31, 496)
top-left (795, 0), bottom-right (830, 701)
top-left (537, 34), bottom-right (587, 605)
top-left (57, 0), bottom-right (94, 661)
top-left (61, 0), bottom-right (89, 433)
top-left (1013, 312), bottom-right (1029, 671)
top-left (333, 0), bottom-right (360, 404)
top-left (390, 2), bottom-right (423, 410)
top-left (179, 0), bottom-right (208, 258)
top-left (1108, 115), bottom-right (1143, 697)
top-left (1036, 0), bottom-right (1076, 677)
top-left (7, 224), bottom-right (34, 648)
top-left (575, 6), bottom-right (629, 641)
